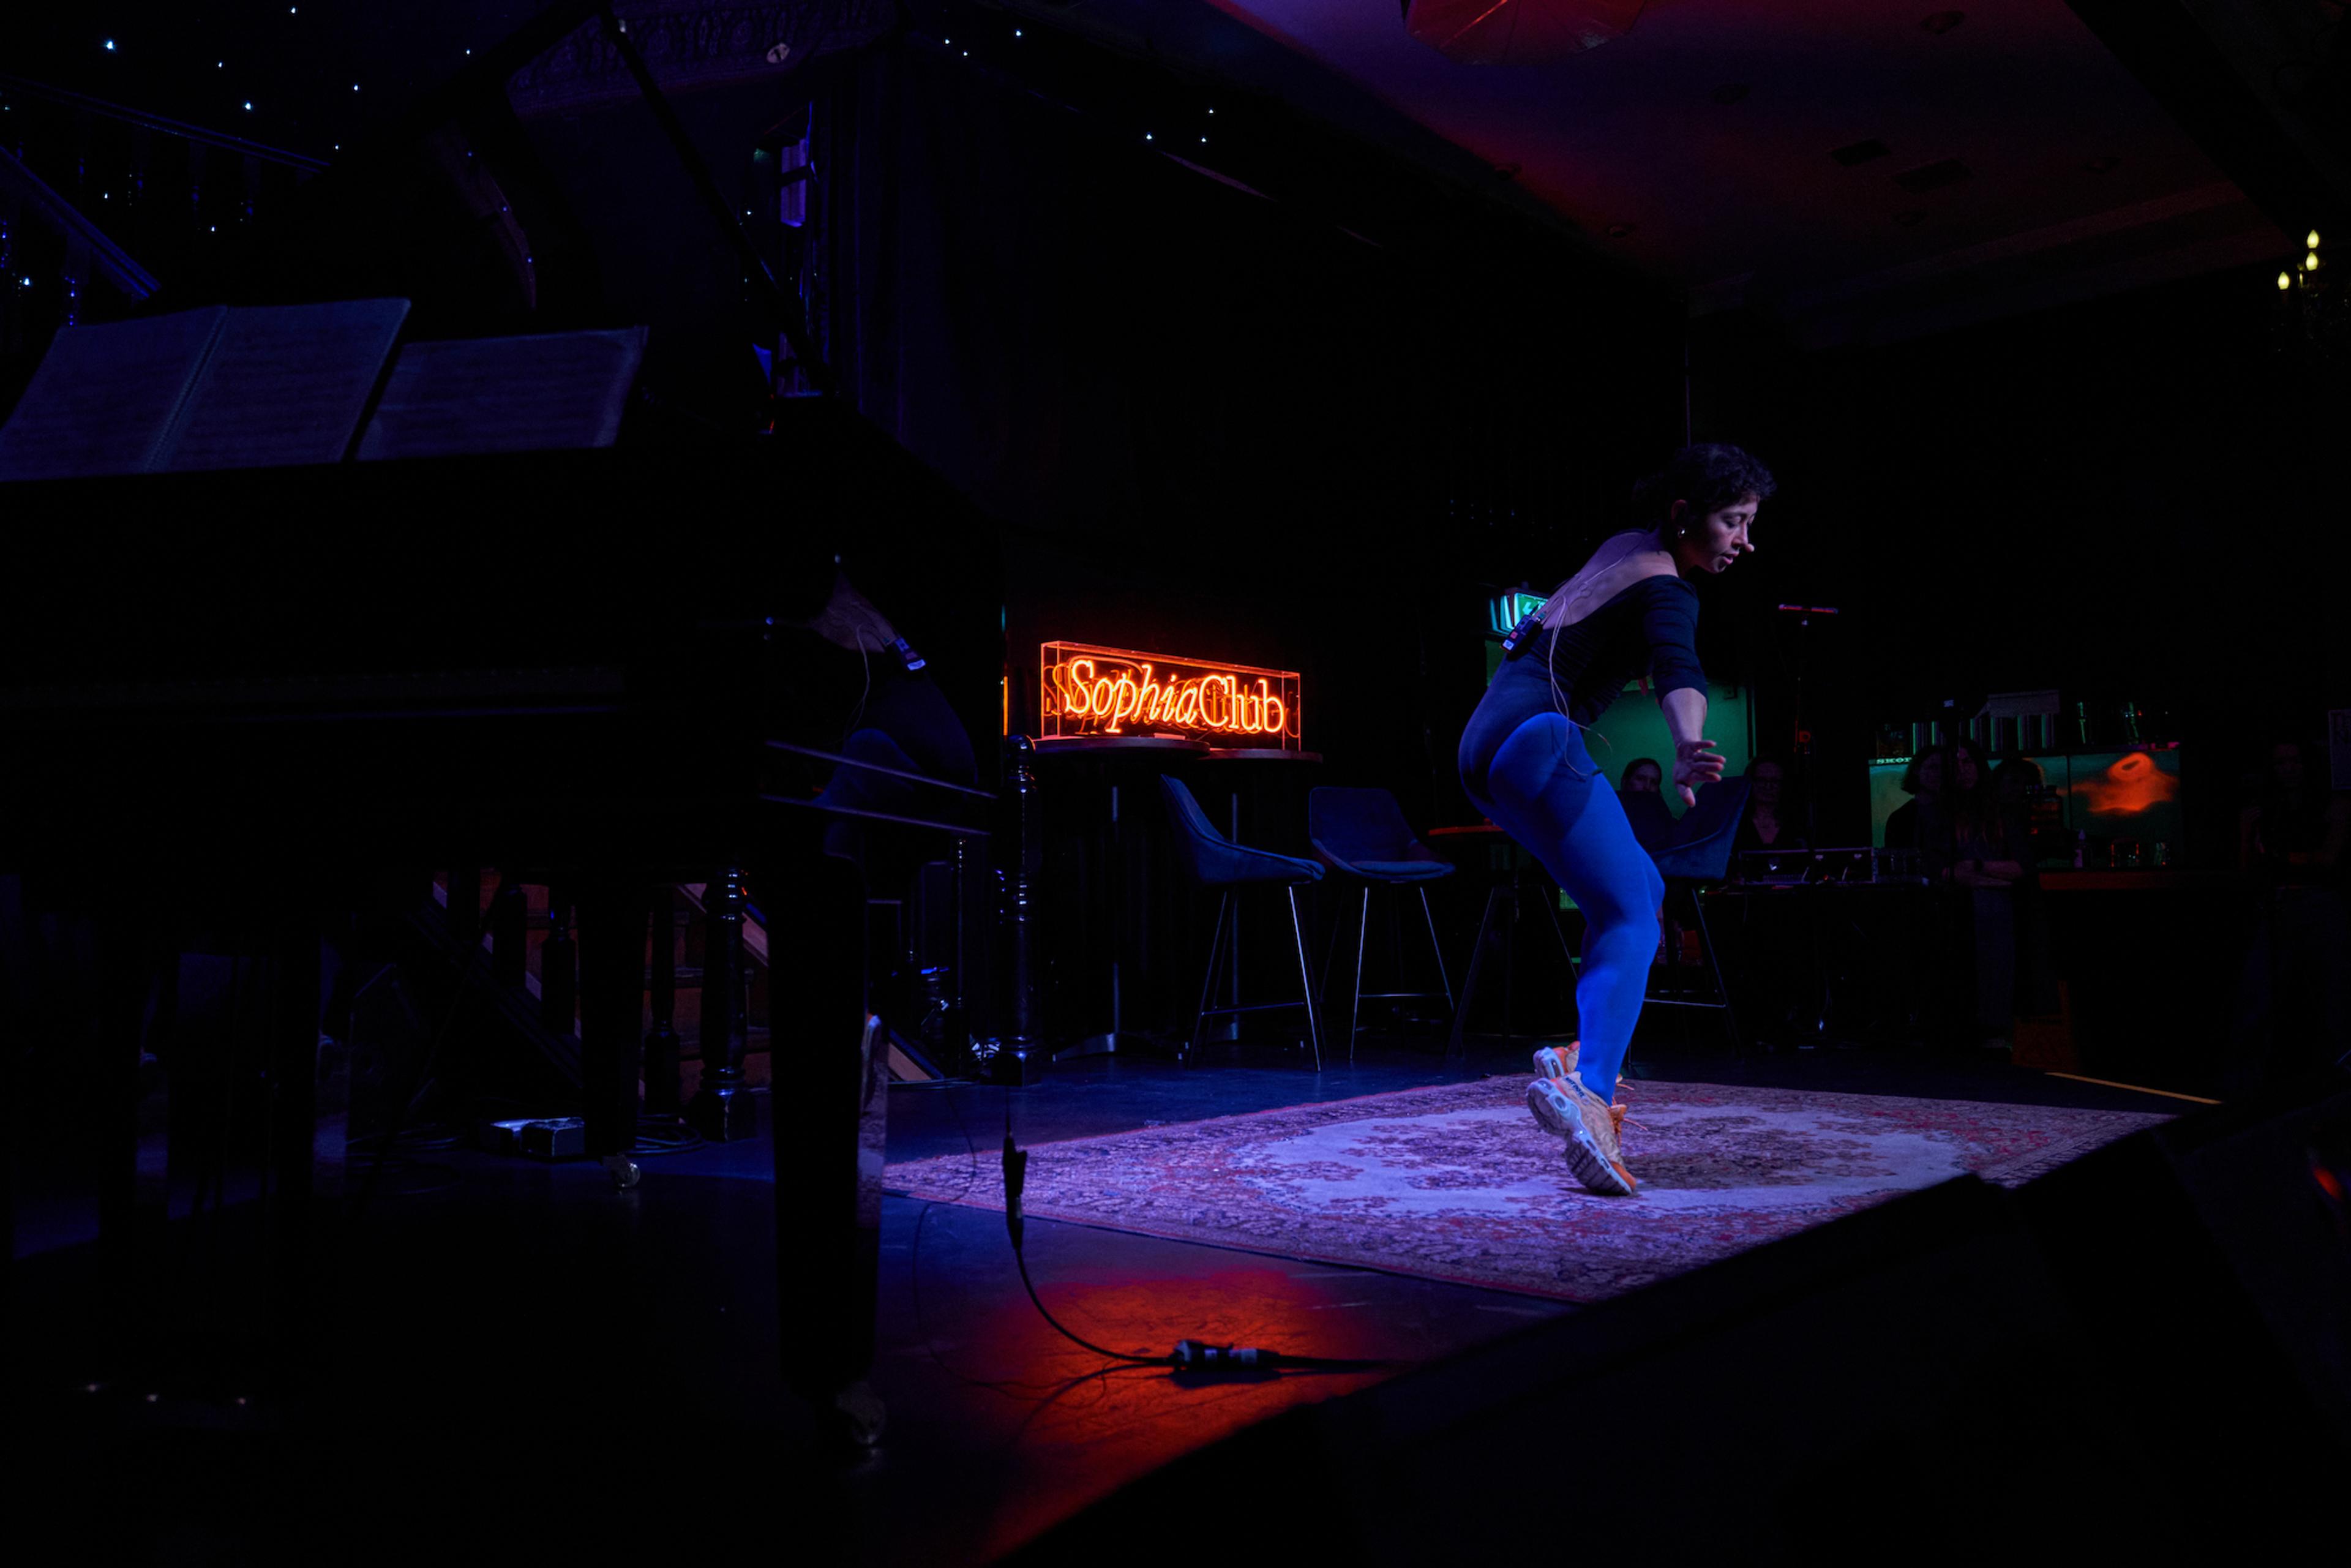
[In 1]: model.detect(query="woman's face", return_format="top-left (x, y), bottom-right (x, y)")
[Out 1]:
top-left (1626, 761), bottom-right (1662, 794)
top-left (1673, 494), bottom-right (1760, 575)
top-left (1916, 752), bottom-right (1944, 798)
top-left (1752, 763), bottom-right (1783, 803)
top-left (1955, 746), bottom-right (1980, 793)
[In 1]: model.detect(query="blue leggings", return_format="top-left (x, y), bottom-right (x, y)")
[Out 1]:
top-left (1467, 714), bottom-right (1663, 1104)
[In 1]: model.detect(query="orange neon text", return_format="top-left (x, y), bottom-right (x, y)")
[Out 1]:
top-left (1040, 643), bottom-right (1302, 748)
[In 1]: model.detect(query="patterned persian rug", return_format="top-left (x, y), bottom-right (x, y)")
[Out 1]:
top-left (887, 1078), bottom-right (2167, 1303)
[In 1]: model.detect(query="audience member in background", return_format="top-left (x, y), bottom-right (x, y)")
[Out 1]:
top-left (1614, 756), bottom-right (1675, 845)
top-left (1733, 755), bottom-right (1803, 855)
top-left (2239, 738), bottom-right (2348, 882)
top-left (1943, 746), bottom-right (2031, 1050)
top-left (1883, 740), bottom-right (1979, 864)
top-left (2227, 738), bottom-right (2350, 1090)
top-left (1725, 755), bottom-right (1806, 1045)
top-left (1989, 756), bottom-right (2061, 1019)
top-left (1992, 754), bottom-right (2043, 814)
top-left (1992, 756), bottom-right (2057, 866)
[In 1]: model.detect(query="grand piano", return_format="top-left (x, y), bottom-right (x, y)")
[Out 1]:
top-left (0, 1), bottom-right (1001, 1444)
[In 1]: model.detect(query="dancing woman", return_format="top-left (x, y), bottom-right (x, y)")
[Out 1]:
top-left (1457, 445), bottom-right (1773, 1195)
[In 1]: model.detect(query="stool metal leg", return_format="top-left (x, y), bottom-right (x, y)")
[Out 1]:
top-left (1186, 891), bottom-right (1231, 1067)
top-left (1348, 885), bottom-right (1370, 1059)
top-left (1448, 885), bottom-right (1506, 1056)
top-left (1690, 887), bottom-right (1741, 1056)
top-left (1288, 887), bottom-right (1322, 1071)
top-left (1419, 886), bottom-right (1455, 1013)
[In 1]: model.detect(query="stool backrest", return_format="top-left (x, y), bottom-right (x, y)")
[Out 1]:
top-left (1651, 777), bottom-right (1752, 883)
top-left (1307, 787), bottom-right (1429, 864)
top-left (1158, 775), bottom-right (1228, 883)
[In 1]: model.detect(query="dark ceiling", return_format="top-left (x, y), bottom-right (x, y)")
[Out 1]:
top-left (10, 1), bottom-right (2334, 347)
top-left (1193, 0), bottom-right (2295, 342)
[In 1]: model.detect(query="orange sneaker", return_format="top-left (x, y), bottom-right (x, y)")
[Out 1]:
top-left (1531, 1041), bottom-right (1580, 1082)
top-left (1526, 1075), bottom-right (1637, 1196)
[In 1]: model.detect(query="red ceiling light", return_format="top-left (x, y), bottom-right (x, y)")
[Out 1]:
top-left (1403, 0), bottom-right (1644, 67)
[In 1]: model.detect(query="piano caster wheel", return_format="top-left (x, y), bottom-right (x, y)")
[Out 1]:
top-left (602, 1155), bottom-right (641, 1192)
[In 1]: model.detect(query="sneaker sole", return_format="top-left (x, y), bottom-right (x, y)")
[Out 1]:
top-left (1531, 1045), bottom-right (1578, 1082)
top-left (1526, 1081), bottom-right (1635, 1198)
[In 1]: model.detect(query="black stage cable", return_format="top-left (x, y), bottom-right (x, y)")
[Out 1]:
top-left (907, 1083), bottom-right (1119, 1396)
top-left (902, 1077), bottom-right (1406, 1379)
top-left (994, 1086), bottom-right (1401, 1376)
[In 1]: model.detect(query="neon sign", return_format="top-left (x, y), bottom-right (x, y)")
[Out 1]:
top-left (1041, 642), bottom-right (1302, 749)
top-left (1487, 590), bottom-right (1547, 638)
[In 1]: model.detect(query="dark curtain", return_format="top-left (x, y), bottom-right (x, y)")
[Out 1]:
top-left (811, 42), bottom-right (1683, 820)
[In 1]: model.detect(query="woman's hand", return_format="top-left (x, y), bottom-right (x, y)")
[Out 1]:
top-left (1672, 738), bottom-right (1725, 808)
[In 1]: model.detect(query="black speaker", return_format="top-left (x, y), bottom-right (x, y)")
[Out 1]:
top-left (1011, 1079), bottom-right (2351, 1560)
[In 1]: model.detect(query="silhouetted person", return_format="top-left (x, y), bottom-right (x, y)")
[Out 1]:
top-left (2227, 738), bottom-right (2350, 1091)
top-left (1733, 755), bottom-right (1803, 855)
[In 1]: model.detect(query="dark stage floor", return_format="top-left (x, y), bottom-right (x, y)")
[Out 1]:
top-left (8, 1035), bottom-right (2191, 1564)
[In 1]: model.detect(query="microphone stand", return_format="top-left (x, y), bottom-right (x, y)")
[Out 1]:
top-left (1775, 603), bottom-right (1839, 1047)
top-left (1774, 603), bottom-right (1839, 846)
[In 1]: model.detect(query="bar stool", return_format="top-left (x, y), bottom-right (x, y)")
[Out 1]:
top-left (1626, 780), bottom-right (1751, 1052)
top-left (1443, 831), bottom-right (1580, 1054)
top-left (1307, 787), bottom-right (1455, 1060)
top-left (1159, 776), bottom-right (1325, 1069)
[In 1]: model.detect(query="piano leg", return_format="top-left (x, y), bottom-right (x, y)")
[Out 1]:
top-left (760, 844), bottom-right (883, 1445)
top-left (688, 868), bottom-right (757, 1142)
top-left (576, 880), bottom-right (648, 1166)
top-left (488, 870), bottom-right (528, 987)
top-left (448, 865), bottom-right (482, 951)
top-left (543, 881), bottom-right (578, 1037)
top-left (94, 923), bottom-right (158, 1305)
top-left (643, 888), bottom-right (682, 1119)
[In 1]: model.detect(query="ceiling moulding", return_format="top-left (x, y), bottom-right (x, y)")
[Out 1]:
top-left (1401, 0), bottom-right (1644, 68)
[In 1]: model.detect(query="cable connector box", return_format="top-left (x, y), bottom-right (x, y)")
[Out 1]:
top-left (482, 1117), bottom-right (587, 1160)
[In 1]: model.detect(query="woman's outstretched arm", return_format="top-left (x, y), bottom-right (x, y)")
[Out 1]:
top-left (1660, 686), bottom-right (1723, 809)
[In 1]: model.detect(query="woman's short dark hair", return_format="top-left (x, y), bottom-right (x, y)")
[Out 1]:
top-left (1633, 445), bottom-right (1777, 530)
top-left (1900, 738), bottom-right (1979, 796)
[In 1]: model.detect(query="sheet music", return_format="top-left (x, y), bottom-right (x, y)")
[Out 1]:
top-left (167, 299), bottom-right (411, 471)
top-left (0, 307), bottom-right (226, 480)
top-left (355, 328), bottom-right (647, 461)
